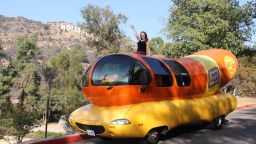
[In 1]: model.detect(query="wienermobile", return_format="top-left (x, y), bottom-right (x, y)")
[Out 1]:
top-left (69, 49), bottom-right (238, 144)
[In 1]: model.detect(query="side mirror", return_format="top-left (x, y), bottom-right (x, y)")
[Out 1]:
top-left (140, 70), bottom-right (150, 85)
top-left (81, 65), bottom-right (91, 87)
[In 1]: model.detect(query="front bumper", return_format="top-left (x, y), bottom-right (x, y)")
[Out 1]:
top-left (69, 119), bottom-right (147, 138)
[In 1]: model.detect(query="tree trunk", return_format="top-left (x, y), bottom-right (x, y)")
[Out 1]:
top-left (17, 136), bottom-right (22, 143)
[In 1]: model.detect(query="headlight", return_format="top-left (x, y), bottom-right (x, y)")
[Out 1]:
top-left (110, 119), bottom-right (131, 125)
top-left (69, 115), bottom-right (74, 121)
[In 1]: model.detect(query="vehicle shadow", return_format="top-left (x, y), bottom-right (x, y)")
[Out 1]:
top-left (163, 122), bottom-right (209, 139)
top-left (82, 108), bottom-right (256, 144)
top-left (161, 108), bottom-right (256, 144)
top-left (83, 122), bottom-right (209, 144)
top-left (84, 137), bottom-right (143, 144)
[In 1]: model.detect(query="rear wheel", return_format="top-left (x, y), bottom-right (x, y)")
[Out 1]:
top-left (144, 129), bottom-right (160, 144)
top-left (210, 116), bottom-right (224, 130)
top-left (100, 137), bottom-right (113, 141)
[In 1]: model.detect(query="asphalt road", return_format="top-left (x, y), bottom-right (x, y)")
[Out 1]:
top-left (76, 107), bottom-right (256, 144)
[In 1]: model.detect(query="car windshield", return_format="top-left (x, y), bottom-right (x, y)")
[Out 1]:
top-left (92, 55), bottom-right (133, 86)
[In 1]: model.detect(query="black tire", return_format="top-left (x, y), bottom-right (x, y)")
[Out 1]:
top-left (210, 116), bottom-right (225, 130)
top-left (100, 137), bottom-right (113, 141)
top-left (143, 129), bottom-right (160, 144)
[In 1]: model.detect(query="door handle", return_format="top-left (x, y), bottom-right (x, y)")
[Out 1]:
top-left (140, 86), bottom-right (146, 93)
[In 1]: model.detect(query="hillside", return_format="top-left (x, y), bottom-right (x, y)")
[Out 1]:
top-left (0, 15), bottom-right (91, 60)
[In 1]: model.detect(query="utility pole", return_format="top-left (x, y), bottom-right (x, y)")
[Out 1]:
top-left (45, 80), bottom-right (50, 138)
top-left (36, 61), bottom-right (53, 139)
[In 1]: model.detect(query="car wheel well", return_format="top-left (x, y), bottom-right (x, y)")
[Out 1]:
top-left (156, 126), bottom-right (168, 135)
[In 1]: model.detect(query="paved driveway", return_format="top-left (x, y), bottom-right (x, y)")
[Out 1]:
top-left (77, 106), bottom-right (256, 144)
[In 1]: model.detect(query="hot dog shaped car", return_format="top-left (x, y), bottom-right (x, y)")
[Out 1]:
top-left (69, 49), bottom-right (238, 144)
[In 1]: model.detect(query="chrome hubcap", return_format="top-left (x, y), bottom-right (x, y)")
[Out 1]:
top-left (216, 117), bottom-right (222, 127)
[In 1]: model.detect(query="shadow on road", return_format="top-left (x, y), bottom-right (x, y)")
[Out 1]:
top-left (82, 122), bottom-right (209, 144)
top-left (80, 107), bottom-right (256, 144)
top-left (164, 122), bottom-right (209, 139)
top-left (161, 107), bottom-right (256, 144)
top-left (84, 137), bottom-right (143, 144)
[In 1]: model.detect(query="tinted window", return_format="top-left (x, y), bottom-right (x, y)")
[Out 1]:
top-left (163, 60), bottom-right (191, 86)
top-left (82, 66), bottom-right (91, 87)
top-left (130, 61), bottom-right (151, 85)
top-left (92, 55), bottom-right (133, 86)
top-left (143, 57), bottom-right (173, 87)
top-left (143, 57), bottom-right (169, 75)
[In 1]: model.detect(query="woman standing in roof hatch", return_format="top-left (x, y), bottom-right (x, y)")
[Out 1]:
top-left (131, 25), bottom-right (151, 55)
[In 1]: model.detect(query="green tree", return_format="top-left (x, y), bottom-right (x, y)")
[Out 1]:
top-left (12, 36), bottom-right (41, 110)
top-left (15, 36), bottom-right (40, 65)
top-left (0, 67), bottom-right (15, 107)
top-left (164, 0), bottom-right (255, 57)
top-left (18, 64), bottom-right (40, 110)
top-left (0, 39), bottom-right (3, 53)
top-left (160, 42), bottom-right (182, 58)
top-left (0, 36), bottom-right (41, 142)
top-left (0, 39), bottom-right (15, 117)
top-left (39, 48), bottom-right (87, 118)
top-left (0, 39), bottom-right (7, 63)
top-left (81, 4), bottom-right (127, 55)
top-left (150, 37), bottom-right (164, 55)
top-left (226, 55), bottom-right (256, 97)
top-left (0, 105), bottom-right (38, 143)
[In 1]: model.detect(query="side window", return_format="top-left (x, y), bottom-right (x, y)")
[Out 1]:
top-left (130, 61), bottom-right (151, 85)
top-left (82, 66), bottom-right (91, 87)
top-left (143, 57), bottom-right (173, 87)
top-left (163, 60), bottom-right (191, 86)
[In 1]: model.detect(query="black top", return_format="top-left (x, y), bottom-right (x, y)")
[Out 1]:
top-left (137, 40), bottom-right (147, 54)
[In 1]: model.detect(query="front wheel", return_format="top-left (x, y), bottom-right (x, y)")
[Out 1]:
top-left (210, 116), bottom-right (225, 130)
top-left (143, 129), bottom-right (160, 144)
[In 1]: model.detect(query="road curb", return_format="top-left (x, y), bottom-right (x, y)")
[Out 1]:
top-left (236, 104), bottom-right (256, 110)
top-left (24, 133), bottom-right (92, 144)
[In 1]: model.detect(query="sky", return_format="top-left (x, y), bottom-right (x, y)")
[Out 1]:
top-left (0, 0), bottom-right (171, 42)
top-left (0, 0), bottom-right (254, 43)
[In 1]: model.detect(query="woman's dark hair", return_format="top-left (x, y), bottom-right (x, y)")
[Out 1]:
top-left (140, 31), bottom-right (148, 42)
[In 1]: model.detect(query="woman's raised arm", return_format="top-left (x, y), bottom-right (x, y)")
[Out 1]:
top-left (130, 25), bottom-right (140, 41)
